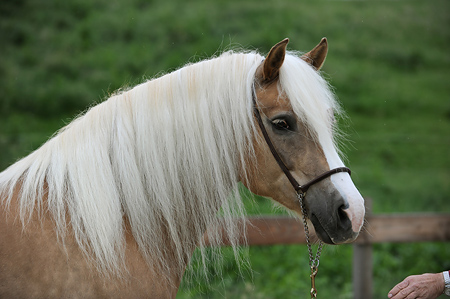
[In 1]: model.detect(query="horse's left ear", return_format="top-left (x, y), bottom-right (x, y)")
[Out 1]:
top-left (301, 38), bottom-right (328, 70)
top-left (263, 38), bottom-right (289, 83)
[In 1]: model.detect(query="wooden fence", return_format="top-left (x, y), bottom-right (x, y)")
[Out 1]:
top-left (208, 208), bottom-right (450, 299)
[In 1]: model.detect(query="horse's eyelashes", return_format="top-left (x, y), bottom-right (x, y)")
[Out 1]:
top-left (270, 113), bottom-right (298, 133)
top-left (273, 119), bottom-right (289, 129)
top-left (272, 118), bottom-right (291, 131)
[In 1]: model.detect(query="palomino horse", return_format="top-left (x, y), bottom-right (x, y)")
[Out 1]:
top-left (0, 38), bottom-right (365, 298)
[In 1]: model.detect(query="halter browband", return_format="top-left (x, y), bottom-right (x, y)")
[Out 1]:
top-left (251, 88), bottom-right (351, 194)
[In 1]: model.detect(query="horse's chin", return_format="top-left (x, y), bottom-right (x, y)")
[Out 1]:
top-left (310, 214), bottom-right (335, 244)
top-left (310, 214), bottom-right (359, 245)
top-left (294, 210), bottom-right (350, 245)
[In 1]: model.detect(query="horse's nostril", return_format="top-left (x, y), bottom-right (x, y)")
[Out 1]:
top-left (338, 204), bottom-right (347, 217)
top-left (337, 204), bottom-right (351, 228)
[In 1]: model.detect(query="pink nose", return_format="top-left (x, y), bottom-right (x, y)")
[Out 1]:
top-left (343, 205), bottom-right (364, 235)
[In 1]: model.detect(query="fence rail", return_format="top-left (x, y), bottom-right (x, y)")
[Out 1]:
top-left (213, 213), bottom-right (450, 246)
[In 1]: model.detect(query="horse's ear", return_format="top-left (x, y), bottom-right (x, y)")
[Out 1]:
top-left (301, 38), bottom-right (328, 70)
top-left (262, 38), bottom-right (289, 83)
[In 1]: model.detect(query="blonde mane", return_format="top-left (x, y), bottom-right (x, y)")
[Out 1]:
top-left (0, 50), bottom-right (342, 280)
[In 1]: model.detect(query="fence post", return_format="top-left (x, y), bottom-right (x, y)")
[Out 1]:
top-left (353, 198), bottom-right (373, 299)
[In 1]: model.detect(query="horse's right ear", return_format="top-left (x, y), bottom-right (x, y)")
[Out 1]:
top-left (262, 38), bottom-right (289, 83)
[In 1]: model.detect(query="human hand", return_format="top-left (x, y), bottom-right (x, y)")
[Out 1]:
top-left (388, 273), bottom-right (444, 299)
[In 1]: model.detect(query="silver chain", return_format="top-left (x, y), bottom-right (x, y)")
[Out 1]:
top-left (298, 192), bottom-right (323, 298)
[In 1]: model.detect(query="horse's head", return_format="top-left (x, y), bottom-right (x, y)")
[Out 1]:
top-left (245, 38), bottom-right (365, 244)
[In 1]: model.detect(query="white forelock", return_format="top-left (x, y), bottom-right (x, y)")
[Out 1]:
top-left (279, 52), bottom-right (343, 157)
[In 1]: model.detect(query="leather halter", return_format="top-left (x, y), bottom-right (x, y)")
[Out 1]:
top-left (251, 87), bottom-right (351, 194)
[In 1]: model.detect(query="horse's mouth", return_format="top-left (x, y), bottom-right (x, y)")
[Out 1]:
top-left (311, 214), bottom-right (358, 245)
top-left (310, 214), bottom-right (335, 244)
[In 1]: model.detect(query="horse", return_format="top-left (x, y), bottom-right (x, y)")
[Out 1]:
top-left (0, 38), bottom-right (365, 298)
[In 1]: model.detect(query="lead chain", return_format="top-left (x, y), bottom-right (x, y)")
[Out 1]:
top-left (298, 192), bottom-right (324, 298)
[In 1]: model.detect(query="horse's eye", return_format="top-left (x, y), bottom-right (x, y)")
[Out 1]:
top-left (272, 119), bottom-right (290, 130)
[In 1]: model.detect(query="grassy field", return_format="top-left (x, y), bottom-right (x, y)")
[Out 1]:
top-left (1, 0), bottom-right (449, 298)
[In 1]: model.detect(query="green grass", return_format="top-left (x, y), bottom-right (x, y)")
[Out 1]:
top-left (1, 0), bottom-right (449, 298)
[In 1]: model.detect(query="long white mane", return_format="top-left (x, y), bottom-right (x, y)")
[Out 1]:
top-left (0, 50), bottom-right (342, 279)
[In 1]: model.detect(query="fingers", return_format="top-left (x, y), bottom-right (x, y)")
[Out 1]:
top-left (388, 278), bottom-right (410, 298)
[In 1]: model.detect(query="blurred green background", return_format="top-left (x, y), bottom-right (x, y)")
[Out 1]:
top-left (1, 0), bottom-right (449, 298)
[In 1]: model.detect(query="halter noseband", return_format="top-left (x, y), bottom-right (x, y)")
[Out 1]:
top-left (251, 88), bottom-right (351, 195)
